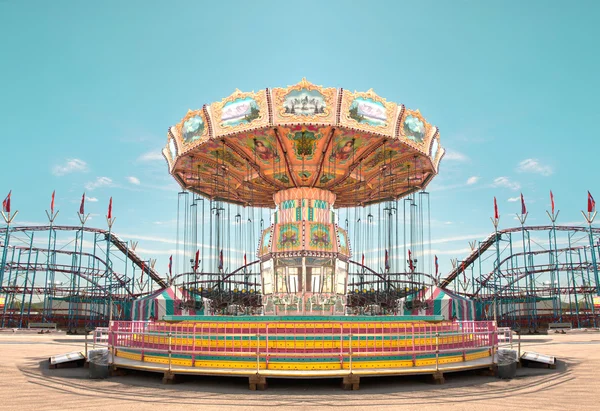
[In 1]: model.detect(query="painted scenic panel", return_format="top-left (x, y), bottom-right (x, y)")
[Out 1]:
top-left (431, 138), bottom-right (439, 158)
top-left (182, 115), bottom-right (205, 143)
top-left (337, 227), bottom-right (349, 256)
top-left (221, 97), bottom-right (260, 127)
top-left (168, 138), bottom-right (178, 159)
top-left (283, 88), bottom-right (327, 116)
top-left (403, 114), bottom-right (426, 143)
top-left (349, 97), bottom-right (387, 127)
top-left (259, 228), bottom-right (273, 256)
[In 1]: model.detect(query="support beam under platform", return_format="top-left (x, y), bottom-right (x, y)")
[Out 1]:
top-left (430, 371), bottom-right (445, 384)
top-left (342, 374), bottom-right (360, 390)
top-left (163, 371), bottom-right (177, 384)
top-left (249, 374), bottom-right (267, 391)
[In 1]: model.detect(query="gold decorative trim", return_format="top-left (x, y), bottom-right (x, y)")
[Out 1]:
top-left (162, 147), bottom-right (173, 172)
top-left (434, 146), bottom-right (445, 172)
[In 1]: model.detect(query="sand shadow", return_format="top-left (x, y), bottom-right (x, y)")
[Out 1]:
top-left (14, 354), bottom-right (578, 407)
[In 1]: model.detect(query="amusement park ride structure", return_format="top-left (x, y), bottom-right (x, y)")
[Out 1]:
top-left (163, 78), bottom-right (443, 317)
top-left (0, 79), bottom-right (598, 332)
top-left (442, 194), bottom-right (600, 329)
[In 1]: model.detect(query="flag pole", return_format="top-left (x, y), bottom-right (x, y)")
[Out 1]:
top-left (1, 192), bottom-right (17, 325)
top-left (106, 198), bottom-right (115, 325)
top-left (1, 191), bottom-right (17, 225)
top-left (77, 193), bottom-right (89, 226)
top-left (491, 197), bottom-right (500, 325)
top-left (581, 198), bottom-right (598, 297)
top-left (45, 191), bottom-right (59, 225)
top-left (546, 192), bottom-right (561, 321)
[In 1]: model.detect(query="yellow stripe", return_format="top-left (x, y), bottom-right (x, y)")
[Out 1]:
top-left (123, 353), bottom-right (488, 370)
top-left (115, 350), bottom-right (142, 361)
top-left (466, 350), bottom-right (491, 361)
top-left (267, 362), bottom-right (341, 371)
top-left (144, 355), bottom-right (170, 365)
top-left (344, 360), bottom-right (414, 369)
top-left (194, 360), bottom-right (265, 369)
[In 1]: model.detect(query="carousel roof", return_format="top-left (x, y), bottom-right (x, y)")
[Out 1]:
top-left (163, 79), bottom-right (444, 208)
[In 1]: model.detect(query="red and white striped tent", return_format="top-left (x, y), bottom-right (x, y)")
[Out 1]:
top-left (132, 285), bottom-right (203, 321)
top-left (398, 285), bottom-right (475, 321)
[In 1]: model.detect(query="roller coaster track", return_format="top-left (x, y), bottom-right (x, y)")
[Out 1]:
top-left (473, 246), bottom-right (595, 296)
top-left (440, 225), bottom-right (600, 288)
top-left (0, 225), bottom-right (167, 288)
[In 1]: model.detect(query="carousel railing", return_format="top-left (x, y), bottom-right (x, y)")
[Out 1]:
top-left (107, 320), bottom-right (498, 373)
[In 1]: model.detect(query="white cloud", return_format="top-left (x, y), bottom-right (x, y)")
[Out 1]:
top-left (427, 233), bottom-right (490, 246)
top-left (466, 176), bottom-right (479, 185)
top-left (517, 158), bottom-right (553, 176)
top-left (492, 176), bottom-right (521, 190)
top-left (443, 150), bottom-right (468, 162)
top-left (153, 219), bottom-right (177, 226)
top-left (138, 151), bottom-right (165, 162)
top-left (85, 177), bottom-right (113, 191)
top-left (507, 197), bottom-right (520, 202)
top-left (52, 159), bottom-right (88, 176)
top-left (127, 176), bottom-right (141, 185)
top-left (118, 233), bottom-right (178, 245)
top-left (87, 196), bottom-right (99, 202)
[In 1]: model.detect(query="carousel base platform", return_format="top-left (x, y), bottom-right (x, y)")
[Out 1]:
top-left (111, 355), bottom-right (495, 389)
top-left (107, 316), bottom-right (497, 390)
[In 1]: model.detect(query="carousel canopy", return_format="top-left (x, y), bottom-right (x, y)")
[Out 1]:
top-left (132, 286), bottom-right (203, 321)
top-left (164, 79), bottom-right (444, 208)
top-left (399, 286), bottom-right (475, 321)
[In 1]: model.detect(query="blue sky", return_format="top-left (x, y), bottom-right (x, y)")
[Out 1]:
top-left (1, 0), bottom-right (599, 278)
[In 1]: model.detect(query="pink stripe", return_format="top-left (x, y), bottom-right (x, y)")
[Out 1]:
top-left (430, 286), bottom-right (443, 300)
top-left (164, 286), bottom-right (176, 299)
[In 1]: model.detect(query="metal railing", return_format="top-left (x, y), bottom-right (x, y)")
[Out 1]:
top-left (84, 326), bottom-right (111, 358)
top-left (497, 326), bottom-right (521, 358)
top-left (107, 320), bottom-right (498, 373)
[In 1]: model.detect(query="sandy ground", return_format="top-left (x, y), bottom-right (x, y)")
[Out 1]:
top-left (0, 331), bottom-right (599, 411)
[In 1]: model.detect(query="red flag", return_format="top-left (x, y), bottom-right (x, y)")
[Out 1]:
top-left (361, 253), bottom-right (365, 267)
top-left (588, 191), bottom-right (596, 213)
top-left (384, 249), bottom-right (390, 270)
top-left (2, 191), bottom-right (11, 213)
top-left (520, 193), bottom-right (526, 215)
top-left (550, 190), bottom-right (555, 215)
top-left (408, 249), bottom-right (415, 272)
top-left (79, 193), bottom-right (85, 215)
top-left (107, 197), bottom-right (113, 220)
top-left (244, 253), bottom-right (247, 266)
top-left (493, 197), bottom-right (499, 220)
top-left (168, 255), bottom-right (172, 276)
top-left (51, 191), bottom-right (55, 214)
top-left (194, 250), bottom-right (200, 273)
top-left (218, 249), bottom-right (224, 270)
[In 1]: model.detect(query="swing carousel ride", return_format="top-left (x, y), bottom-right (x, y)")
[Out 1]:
top-left (163, 78), bottom-right (444, 316)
